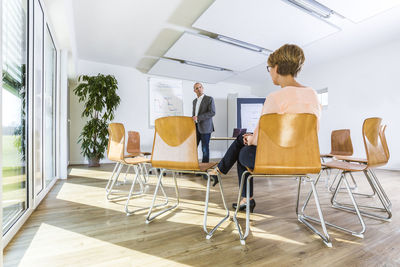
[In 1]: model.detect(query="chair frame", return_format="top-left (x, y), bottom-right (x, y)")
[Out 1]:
top-left (331, 168), bottom-right (392, 221)
top-left (233, 172), bottom-right (332, 247)
top-left (146, 169), bottom-right (230, 239)
top-left (328, 123), bottom-right (391, 221)
top-left (301, 170), bottom-right (366, 238)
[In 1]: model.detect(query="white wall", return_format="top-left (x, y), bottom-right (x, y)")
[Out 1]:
top-left (299, 38), bottom-right (400, 170)
top-left (69, 59), bottom-right (252, 164)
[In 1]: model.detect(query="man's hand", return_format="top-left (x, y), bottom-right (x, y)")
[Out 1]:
top-left (192, 116), bottom-right (197, 122)
top-left (243, 133), bottom-right (253, 145)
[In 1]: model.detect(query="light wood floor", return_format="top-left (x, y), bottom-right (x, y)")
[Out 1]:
top-left (4, 164), bottom-right (400, 266)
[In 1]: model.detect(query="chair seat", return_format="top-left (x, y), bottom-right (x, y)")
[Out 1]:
top-left (125, 152), bottom-right (152, 158)
top-left (334, 155), bottom-right (368, 164)
top-left (123, 156), bottom-right (151, 165)
top-left (246, 167), bottom-right (319, 176)
top-left (320, 153), bottom-right (334, 158)
top-left (199, 162), bottom-right (218, 172)
top-left (323, 160), bottom-right (366, 172)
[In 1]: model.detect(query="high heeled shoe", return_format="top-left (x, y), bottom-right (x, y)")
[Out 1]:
top-left (232, 199), bottom-right (256, 213)
top-left (208, 167), bottom-right (221, 187)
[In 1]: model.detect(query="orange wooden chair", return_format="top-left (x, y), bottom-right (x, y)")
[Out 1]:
top-left (321, 129), bottom-right (354, 158)
top-left (105, 123), bottom-right (168, 215)
top-left (233, 113), bottom-right (332, 247)
top-left (323, 119), bottom-right (391, 221)
top-left (145, 116), bottom-right (229, 239)
top-left (120, 131), bottom-right (152, 184)
top-left (320, 129), bottom-right (358, 190)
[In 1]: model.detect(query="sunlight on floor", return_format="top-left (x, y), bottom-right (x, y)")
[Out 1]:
top-left (18, 223), bottom-right (191, 267)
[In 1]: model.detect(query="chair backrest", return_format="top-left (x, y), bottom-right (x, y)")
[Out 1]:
top-left (127, 131), bottom-right (141, 154)
top-left (253, 113), bottom-right (321, 175)
top-left (380, 124), bottom-right (390, 161)
top-left (151, 116), bottom-right (200, 170)
top-left (107, 123), bottom-right (125, 162)
top-left (330, 129), bottom-right (353, 156)
top-left (363, 118), bottom-right (388, 168)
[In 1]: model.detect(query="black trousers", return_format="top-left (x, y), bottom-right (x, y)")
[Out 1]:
top-left (196, 125), bottom-right (211, 163)
top-left (217, 133), bottom-right (256, 198)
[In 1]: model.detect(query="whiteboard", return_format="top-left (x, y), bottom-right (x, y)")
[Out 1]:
top-left (237, 98), bottom-right (265, 133)
top-left (148, 77), bottom-right (183, 127)
top-left (148, 58), bottom-right (234, 84)
top-left (165, 32), bottom-right (268, 72)
top-left (193, 0), bottom-right (339, 50)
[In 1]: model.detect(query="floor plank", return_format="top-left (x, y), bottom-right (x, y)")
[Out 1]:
top-left (3, 164), bottom-right (400, 266)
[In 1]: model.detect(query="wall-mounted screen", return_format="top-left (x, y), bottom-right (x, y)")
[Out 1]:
top-left (237, 98), bottom-right (265, 133)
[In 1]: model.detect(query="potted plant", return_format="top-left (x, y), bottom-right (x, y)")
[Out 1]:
top-left (73, 74), bottom-right (121, 167)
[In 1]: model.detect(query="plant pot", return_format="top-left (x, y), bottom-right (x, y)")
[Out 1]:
top-left (88, 157), bottom-right (100, 167)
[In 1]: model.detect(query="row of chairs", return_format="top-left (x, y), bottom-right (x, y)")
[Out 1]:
top-left (312, 120), bottom-right (391, 237)
top-left (104, 114), bottom-right (390, 248)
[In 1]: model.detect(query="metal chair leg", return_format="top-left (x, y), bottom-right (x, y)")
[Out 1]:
top-left (332, 170), bottom-right (392, 221)
top-left (203, 173), bottom-right (230, 239)
top-left (233, 171), bottom-right (250, 245)
top-left (106, 162), bottom-right (120, 193)
top-left (121, 165), bottom-right (131, 184)
top-left (328, 169), bottom-right (341, 192)
top-left (348, 170), bottom-right (376, 198)
top-left (302, 171), bottom-right (365, 238)
top-left (329, 169), bottom-right (358, 193)
top-left (125, 166), bottom-right (168, 216)
top-left (297, 175), bottom-right (332, 247)
top-left (107, 163), bottom-right (147, 201)
top-left (140, 163), bottom-right (150, 184)
top-left (106, 164), bottom-right (124, 200)
top-left (368, 169), bottom-right (391, 208)
top-left (145, 169), bottom-right (179, 224)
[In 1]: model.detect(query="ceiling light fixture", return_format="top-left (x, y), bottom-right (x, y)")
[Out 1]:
top-left (183, 60), bottom-right (231, 72)
top-left (216, 35), bottom-right (270, 53)
top-left (286, 0), bottom-right (334, 18)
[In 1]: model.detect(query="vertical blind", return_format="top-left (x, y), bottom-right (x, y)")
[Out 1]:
top-left (2, 0), bottom-right (27, 95)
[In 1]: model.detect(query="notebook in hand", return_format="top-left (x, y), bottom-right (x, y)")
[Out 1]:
top-left (232, 128), bottom-right (247, 137)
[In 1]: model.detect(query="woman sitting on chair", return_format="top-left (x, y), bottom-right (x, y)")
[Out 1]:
top-left (210, 44), bottom-right (321, 212)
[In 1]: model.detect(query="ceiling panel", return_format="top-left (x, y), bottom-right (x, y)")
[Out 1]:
top-left (164, 32), bottom-right (268, 72)
top-left (318, 0), bottom-right (400, 23)
top-left (192, 0), bottom-right (339, 51)
top-left (148, 58), bottom-right (234, 84)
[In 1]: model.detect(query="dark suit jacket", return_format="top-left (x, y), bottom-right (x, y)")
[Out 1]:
top-left (192, 95), bottom-right (215, 134)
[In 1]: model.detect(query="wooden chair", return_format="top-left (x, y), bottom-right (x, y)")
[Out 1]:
top-left (233, 113), bottom-right (332, 247)
top-left (334, 125), bottom-right (389, 198)
top-left (105, 123), bottom-right (168, 215)
top-left (324, 119), bottom-right (391, 221)
top-left (321, 129), bottom-right (354, 158)
top-left (121, 131), bottom-right (152, 184)
top-left (145, 116), bottom-right (229, 239)
top-left (126, 131), bottom-right (151, 157)
top-left (320, 129), bottom-right (358, 190)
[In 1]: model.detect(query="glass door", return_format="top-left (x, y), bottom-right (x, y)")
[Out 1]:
top-left (43, 24), bottom-right (57, 185)
top-left (1, 0), bottom-right (28, 233)
top-left (33, 0), bottom-right (44, 195)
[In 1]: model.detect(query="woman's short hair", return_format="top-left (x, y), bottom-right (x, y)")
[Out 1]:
top-left (267, 44), bottom-right (305, 77)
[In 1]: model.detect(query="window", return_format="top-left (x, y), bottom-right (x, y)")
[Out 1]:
top-left (44, 24), bottom-right (57, 185)
top-left (317, 88), bottom-right (328, 108)
top-left (2, 0), bottom-right (28, 233)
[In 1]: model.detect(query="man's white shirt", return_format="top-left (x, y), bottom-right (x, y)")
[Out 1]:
top-left (195, 94), bottom-right (204, 122)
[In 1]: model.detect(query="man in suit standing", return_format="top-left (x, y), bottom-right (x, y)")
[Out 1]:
top-left (192, 82), bottom-right (215, 163)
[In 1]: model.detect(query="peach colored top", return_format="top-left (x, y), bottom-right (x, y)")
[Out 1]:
top-left (247, 86), bottom-right (321, 146)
